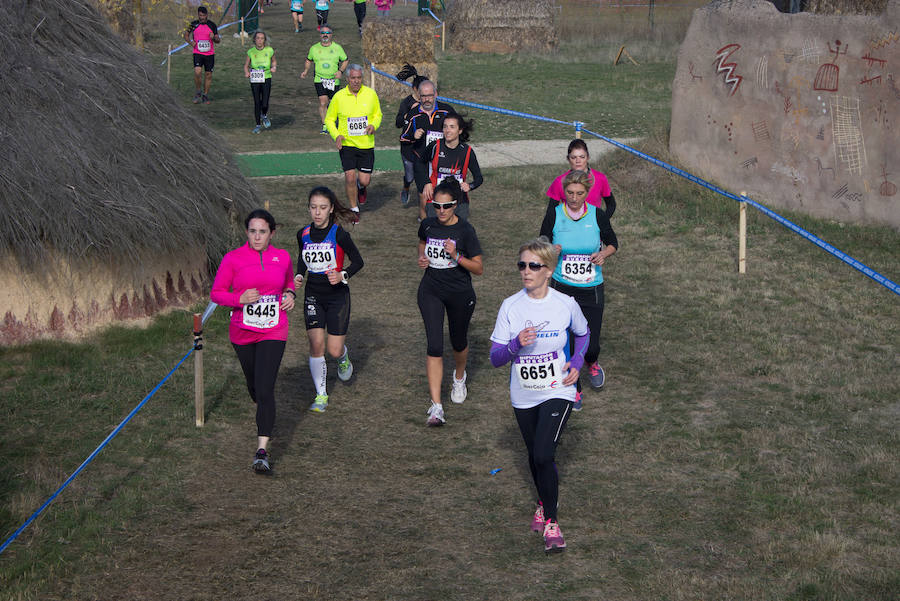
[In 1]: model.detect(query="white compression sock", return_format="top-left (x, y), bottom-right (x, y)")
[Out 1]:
top-left (309, 356), bottom-right (327, 395)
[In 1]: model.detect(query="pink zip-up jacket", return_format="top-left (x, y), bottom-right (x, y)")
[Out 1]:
top-left (210, 242), bottom-right (295, 344)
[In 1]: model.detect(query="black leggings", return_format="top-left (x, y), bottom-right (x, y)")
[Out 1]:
top-left (316, 9), bottom-right (328, 26)
top-left (354, 1), bottom-right (366, 26)
top-left (250, 80), bottom-right (272, 125)
top-left (550, 280), bottom-right (604, 365)
top-left (514, 398), bottom-right (573, 522)
top-left (232, 339), bottom-right (286, 437)
top-left (417, 278), bottom-right (476, 357)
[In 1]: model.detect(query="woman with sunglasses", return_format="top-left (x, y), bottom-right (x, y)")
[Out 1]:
top-left (539, 169), bottom-right (617, 410)
top-left (489, 237), bottom-right (589, 553)
top-left (301, 27), bottom-right (348, 134)
top-left (416, 178), bottom-right (484, 426)
top-left (545, 139), bottom-right (616, 218)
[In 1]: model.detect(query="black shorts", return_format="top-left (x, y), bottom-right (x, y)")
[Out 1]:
top-left (192, 53), bottom-right (215, 72)
top-left (314, 81), bottom-right (338, 99)
top-left (339, 147), bottom-right (375, 173)
top-left (304, 287), bottom-right (351, 335)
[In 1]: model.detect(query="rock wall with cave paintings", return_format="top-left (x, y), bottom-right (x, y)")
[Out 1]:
top-left (670, 0), bottom-right (899, 228)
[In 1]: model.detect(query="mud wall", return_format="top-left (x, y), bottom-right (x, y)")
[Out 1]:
top-left (670, 0), bottom-right (899, 228)
top-left (0, 251), bottom-right (208, 345)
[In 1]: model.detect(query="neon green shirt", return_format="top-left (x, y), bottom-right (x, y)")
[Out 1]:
top-left (247, 46), bottom-right (274, 79)
top-left (324, 85), bottom-right (383, 149)
top-left (306, 42), bottom-right (347, 83)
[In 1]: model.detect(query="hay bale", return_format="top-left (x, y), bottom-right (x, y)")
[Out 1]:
top-left (364, 62), bottom-right (438, 102)
top-left (362, 17), bottom-right (435, 64)
top-left (446, 0), bottom-right (556, 52)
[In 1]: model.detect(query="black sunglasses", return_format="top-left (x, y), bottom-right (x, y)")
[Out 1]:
top-left (433, 201), bottom-right (457, 210)
top-left (517, 261), bottom-right (547, 271)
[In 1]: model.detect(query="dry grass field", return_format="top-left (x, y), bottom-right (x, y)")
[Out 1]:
top-left (2, 1), bottom-right (898, 600)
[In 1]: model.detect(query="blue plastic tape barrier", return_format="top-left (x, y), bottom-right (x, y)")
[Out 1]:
top-left (581, 128), bottom-right (900, 296)
top-left (160, 0), bottom-right (260, 65)
top-left (425, 9), bottom-right (442, 23)
top-left (0, 347), bottom-right (196, 556)
top-left (370, 64), bottom-right (897, 295)
top-left (368, 65), bottom-right (576, 128)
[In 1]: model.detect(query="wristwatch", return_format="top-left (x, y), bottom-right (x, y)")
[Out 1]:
top-left (340, 270), bottom-right (349, 285)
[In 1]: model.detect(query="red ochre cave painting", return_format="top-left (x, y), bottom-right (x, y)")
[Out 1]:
top-left (881, 165), bottom-right (897, 197)
top-left (814, 39), bottom-right (847, 92)
top-left (714, 44), bottom-right (743, 96)
top-left (707, 115), bottom-right (738, 154)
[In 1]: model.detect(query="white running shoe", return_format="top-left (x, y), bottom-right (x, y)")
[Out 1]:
top-left (450, 370), bottom-right (467, 404)
top-left (426, 401), bottom-right (445, 426)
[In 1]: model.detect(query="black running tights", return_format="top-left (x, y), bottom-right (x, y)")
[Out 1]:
top-left (232, 339), bottom-right (285, 437)
top-left (514, 398), bottom-right (573, 522)
top-left (250, 80), bottom-right (272, 125)
top-left (417, 279), bottom-right (476, 357)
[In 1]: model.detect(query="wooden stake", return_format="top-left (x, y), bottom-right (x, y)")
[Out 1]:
top-left (739, 192), bottom-right (747, 274)
top-left (241, 17), bottom-right (245, 47)
top-left (193, 313), bottom-right (204, 427)
top-left (371, 63), bottom-right (376, 89)
top-left (264, 199), bottom-right (270, 210)
top-left (166, 44), bottom-right (171, 84)
top-left (614, 45), bottom-right (639, 66)
top-left (441, 22), bottom-right (445, 52)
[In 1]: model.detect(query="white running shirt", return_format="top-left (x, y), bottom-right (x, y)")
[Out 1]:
top-left (490, 287), bottom-right (588, 409)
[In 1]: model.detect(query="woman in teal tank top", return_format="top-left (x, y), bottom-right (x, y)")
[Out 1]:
top-left (539, 170), bottom-right (618, 409)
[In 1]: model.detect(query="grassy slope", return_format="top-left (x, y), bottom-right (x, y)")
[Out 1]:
top-left (2, 2), bottom-right (898, 600)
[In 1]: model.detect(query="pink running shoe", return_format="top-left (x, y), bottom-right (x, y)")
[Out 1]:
top-left (531, 504), bottom-right (545, 532)
top-left (572, 390), bottom-right (583, 412)
top-left (543, 520), bottom-right (566, 553)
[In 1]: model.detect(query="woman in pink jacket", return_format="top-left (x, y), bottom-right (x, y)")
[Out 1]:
top-left (211, 209), bottom-right (296, 474)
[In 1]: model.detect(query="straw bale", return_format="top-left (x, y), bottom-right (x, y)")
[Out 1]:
top-left (447, 0), bottom-right (556, 23)
top-left (364, 62), bottom-right (439, 102)
top-left (446, 0), bottom-right (556, 51)
top-left (449, 23), bottom-right (555, 52)
top-left (362, 17), bottom-right (435, 64)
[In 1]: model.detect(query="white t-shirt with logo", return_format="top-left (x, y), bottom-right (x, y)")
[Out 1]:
top-left (490, 287), bottom-right (588, 409)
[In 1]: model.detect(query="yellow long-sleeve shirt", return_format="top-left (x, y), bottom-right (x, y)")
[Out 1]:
top-left (324, 85), bottom-right (382, 149)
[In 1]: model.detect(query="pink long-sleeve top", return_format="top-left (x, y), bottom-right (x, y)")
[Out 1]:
top-left (210, 242), bottom-right (295, 344)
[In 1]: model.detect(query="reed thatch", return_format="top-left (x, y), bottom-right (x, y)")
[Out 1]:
top-left (362, 17), bottom-right (436, 64)
top-left (804, 0), bottom-right (888, 12)
top-left (364, 62), bottom-right (439, 101)
top-left (445, 0), bottom-right (556, 52)
top-left (1, 0), bottom-right (257, 273)
top-left (0, 0), bottom-right (259, 343)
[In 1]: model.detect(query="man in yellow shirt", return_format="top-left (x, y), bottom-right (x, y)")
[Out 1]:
top-left (325, 64), bottom-right (382, 223)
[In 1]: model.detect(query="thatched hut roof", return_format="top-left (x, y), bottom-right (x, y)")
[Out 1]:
top-left (1, 0), bottom-right (257, 275)
top-left (0, 0), bottom-right (259, 343)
